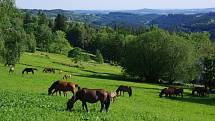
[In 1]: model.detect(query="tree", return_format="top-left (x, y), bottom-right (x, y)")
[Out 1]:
top-left (122, 29), bottom-right (197, 83)
top-left (96, 49), bottom-right (104, 64)
top-left (0, 0), bottom-right (28, 65)
top-left (201, 57), bottom-right (215, 91)
top-left (54, 14), bottom-right (67, 31)
top-left (35, 24), bottom-right (53, 52)
top-left (50, 31), bottom-right (72, 54)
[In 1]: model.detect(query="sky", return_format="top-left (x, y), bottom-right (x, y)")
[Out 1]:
top-left (15, 0), bottom-right (215, 10)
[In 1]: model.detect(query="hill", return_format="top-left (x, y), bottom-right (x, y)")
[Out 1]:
top-left (0, 52), bottom-right (215, 121)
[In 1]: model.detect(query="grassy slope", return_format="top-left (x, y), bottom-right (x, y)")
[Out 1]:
top-left (0, 52), bottom-right (215, 121)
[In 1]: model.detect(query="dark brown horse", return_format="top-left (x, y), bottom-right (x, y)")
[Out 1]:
top-left (159, 87), bottom-right (183, 98)
top-left (22, 68), bottom-right (38, 75)
top-left (192, 87), bottom-right (209, 96)
top-left (173, 87), bottom-right (184, 97)
top-left (67, 88), bottom-right (110, 112)
top-left (48, 80), bottom-right (80, 97)
top-left (116, 85), bottom-right (132, 97)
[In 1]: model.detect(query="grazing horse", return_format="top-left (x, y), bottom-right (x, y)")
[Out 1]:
top-left (8, 65), bottom-right (15, 74)
top-left (159, 88), bottom-right (174, 98)
top-left (159, 87), bottom-right (183, 98)
top-left (22, 68), bottom-right (38, 75)
top-left (66, 88), bottom-right (110, 112)
top-left (48, 80), bottom-right (80, 97)
top-left (116, 85), bottom-right (132, 97)
top-left (192, 87), bottom-right (209, 96)
top-left (173, 87), bottom-right (184, 97)
top-left (108, 92), bottom-right (118, 102)
top-left (63, 74), bottom-right (72, 80)
top-left (43, 67), bottom-right (55, 73)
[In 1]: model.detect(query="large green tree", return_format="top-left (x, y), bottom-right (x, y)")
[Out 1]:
top-left (49, 31), bottom-right (71, 54)
top-left (0, 0), bottom-right (29, 64)
top-left (122, 28), bottom-right (198, 83)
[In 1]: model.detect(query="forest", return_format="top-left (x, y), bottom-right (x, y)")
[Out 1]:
top-left (1, 0), bottom-right (215, 88)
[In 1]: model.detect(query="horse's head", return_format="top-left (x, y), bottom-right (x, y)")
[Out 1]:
top-left (48, 88), bottom-right (52, 95)
top-left (128, 87), bottom-right (132, 97)
top-left (159, 88), bottom-right (167, 98)
top-left (66, 96), bottom-right (76, 111)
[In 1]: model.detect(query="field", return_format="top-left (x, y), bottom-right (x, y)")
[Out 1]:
top-left (0, 52), bottom-right (215, 121)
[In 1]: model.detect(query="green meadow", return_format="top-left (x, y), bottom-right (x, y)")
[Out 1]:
top-left (0, 52), bottom-right (215, 121)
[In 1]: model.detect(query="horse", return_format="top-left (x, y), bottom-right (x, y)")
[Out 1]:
top-left (159, 88), bottom-right (175, 98)
top-left (43, 67), bottom-right (55, 73)
top-left (116, 85), bottom-right (132, 97)
top-left (8, 65), bottom-right (15, 74)
top-left (66, 88), bottom-right (110, 112)
top-left (159, 87), bottom-right (183, 98)
top-left (22, 68), bottom-right (38, 75)
top-left (48, 80), bottom-right (80, 97)
top-left (192, 87), bottom-right (209, 96)
top-left (173, 87), bottom-right (184, 97)
top-left (108, 92), bottom-right (118, 102)
top-left (63, 74), bottom-right (72, 80)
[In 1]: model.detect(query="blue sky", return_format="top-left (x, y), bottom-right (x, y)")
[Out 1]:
top-left (15, 0), bottom-right (215, 10)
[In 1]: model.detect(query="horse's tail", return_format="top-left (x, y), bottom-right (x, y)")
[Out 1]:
top-left (128, 86), bottom-right (132, 97)
top-left (48, 81), bottom-right (59, 95)
top-left (105, 93), bottom-right (111, 112)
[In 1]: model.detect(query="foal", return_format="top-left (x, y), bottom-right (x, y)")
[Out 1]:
top-left (108, 92), bottom-right (118, 102)
top-left (63, 74), bottom-right (72, 80)
top-left (67, 88), bottom-right (110, 112)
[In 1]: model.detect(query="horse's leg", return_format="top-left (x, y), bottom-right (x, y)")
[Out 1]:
top-left (32, 71), bottom-right (34, 74)
top-left (82, 102), bottom-right (85, 110)
top-left (52, 89), bottom-right (58, 95)
top-left (100, 101), bottom-right (105, 112)
top-left (59, 91), bottom-right (62, 96)
top-left (123, 91), bottom-right (124, 96)
top-left (105, 98), bottom-right (110, 112)
top-left (84, 103), bottom-right (88, 112)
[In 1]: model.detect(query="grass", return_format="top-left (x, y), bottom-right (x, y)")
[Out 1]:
top-left (0, 52), bottom-right (215, 121)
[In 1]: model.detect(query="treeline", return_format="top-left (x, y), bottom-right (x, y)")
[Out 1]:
top-left (1, 0), bottom-right (215, 87)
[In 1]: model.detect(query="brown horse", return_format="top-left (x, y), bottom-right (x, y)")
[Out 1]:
top-left (192, 87), bottom-right (209, 96)
top-left (67, 88), bottom-right (110, 112)
top-left (173, 87), bottom-right (184, 97)
top-left (22, 68), bottom-right (38, 75)
top-left (159, 87), bottom-right (183, 98)
top-left (48, 80), bottom-right (80, 97)
top-left (116, 85), bottom-right (132, 97)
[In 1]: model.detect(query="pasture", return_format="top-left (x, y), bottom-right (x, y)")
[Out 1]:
top-left (0, 52), bottom-right (215, 121)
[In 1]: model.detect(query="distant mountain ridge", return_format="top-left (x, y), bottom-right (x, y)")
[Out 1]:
top-left (21, 8), bottom-right (215, 40)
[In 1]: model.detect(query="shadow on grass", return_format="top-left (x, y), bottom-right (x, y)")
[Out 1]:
top-left (164, 94), bottom-right (215, 106)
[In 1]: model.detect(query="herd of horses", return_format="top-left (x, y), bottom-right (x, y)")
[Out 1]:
top-left (7, 65), bottom-right (211, 113)
top-left (48, 80), bottom-right (132, 112)
top-left (159, 86), bottom-right (210, 98)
